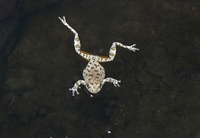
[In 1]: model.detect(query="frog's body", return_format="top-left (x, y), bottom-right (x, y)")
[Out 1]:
top-left (58, 16), bottom-right (139, 96)
top-left (83, 56), bottom-right (105, 93)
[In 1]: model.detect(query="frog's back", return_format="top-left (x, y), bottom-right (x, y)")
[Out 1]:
top-left (83, 60), bottom-right (105, 93)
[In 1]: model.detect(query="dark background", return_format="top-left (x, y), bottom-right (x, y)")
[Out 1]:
top-left (0, 0), bottom-right (200, 137)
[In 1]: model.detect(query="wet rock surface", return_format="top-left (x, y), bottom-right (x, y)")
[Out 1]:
top-left (0, 0), bottom-right (62, 93)
top-left (0, 18), bottom-right (19, 60)
top-left (0, 60), bottom-right (6, 92)
top-left (0, 0), bottom-right (17, 21)
top-left (0, 18), bottom-right (19, 92)
top-left (1, 0), bottom-right (200, 138)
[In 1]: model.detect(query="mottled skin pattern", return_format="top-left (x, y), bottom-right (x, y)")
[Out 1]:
top-left (83, 56), bottom-right (105, 93)
top-left (58, 16), bottom-right (139, 96)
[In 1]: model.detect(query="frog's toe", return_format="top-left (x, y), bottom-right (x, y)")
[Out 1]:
top-left (69, 87), bottom-right (80, 96)
top-left (113, 80), bottom-right (121, 87)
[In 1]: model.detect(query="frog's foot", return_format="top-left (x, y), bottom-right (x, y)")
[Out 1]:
top-left (58, 16), bottom-right (67, 25)
top-left (69, 80), bottom-right (85, 96)
top-left (127, 44), bottom-right (139, 52)
top-left (113, 80), bottom-right (121, 87)
top-left (58, 16), bottom-right (72, 30)
top-left (102, 78), bottom-right (121, 87)
top-left (69, 87), bottom-right (80, 96)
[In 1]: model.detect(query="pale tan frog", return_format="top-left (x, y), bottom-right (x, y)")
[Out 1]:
top-left (58, 16), bottom-right (139, 96)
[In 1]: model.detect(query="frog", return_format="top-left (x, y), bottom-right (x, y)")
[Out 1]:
top-left (58, 16), bottom-right (139, 96)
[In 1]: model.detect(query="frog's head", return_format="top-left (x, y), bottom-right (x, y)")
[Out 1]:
top-left (85, 81), bottom-right (103, 94)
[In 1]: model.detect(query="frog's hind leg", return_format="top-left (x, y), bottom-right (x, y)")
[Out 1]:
top-left (98, 42), bottom-right (139, 62)
top-left (58, 16), bottom-right (92, 61)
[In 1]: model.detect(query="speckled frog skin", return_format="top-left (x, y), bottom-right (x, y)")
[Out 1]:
top-left (58, 16), bottom-right (139, 96)
top-left (83, 56), bottom-right (105, 93)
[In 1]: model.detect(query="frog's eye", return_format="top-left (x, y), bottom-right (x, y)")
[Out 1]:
top-left (86, 84), bottom-right (91, 89)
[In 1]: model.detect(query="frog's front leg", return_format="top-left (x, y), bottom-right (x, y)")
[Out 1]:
top-left (102, 77), bottom-right (121, 87)
top-left (69, 80), bottom-right (86, 96)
